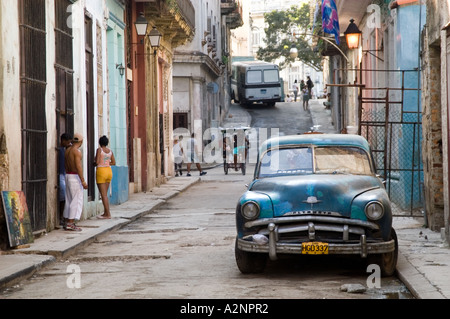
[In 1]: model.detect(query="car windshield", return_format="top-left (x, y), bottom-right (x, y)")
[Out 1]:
top-left (315, 147), bottom-right (372, 175)
top-left (258, 146), bottom-right (372, 177)
top-left (259, 147), bottom-right (313, 177)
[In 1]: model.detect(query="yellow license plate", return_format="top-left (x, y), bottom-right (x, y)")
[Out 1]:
top-left (301, 242), bottom-right (329, 255)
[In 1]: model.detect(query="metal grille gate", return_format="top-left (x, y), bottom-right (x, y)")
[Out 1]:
top-left (19, 0), bottom-right (48, 231)
top-left (358, 70), bottom-right (423, 217)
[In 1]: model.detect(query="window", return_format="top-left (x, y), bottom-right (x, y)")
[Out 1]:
top-left (247, 70), bottom-right (262, 83)
top-left (263, 69), bottom-right (279, 83)
top-left (252, 27), bottom-right (260, 47)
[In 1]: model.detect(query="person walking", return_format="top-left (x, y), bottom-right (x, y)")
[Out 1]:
top-left (63, 133), bottom-right (87, 231)
top-left (173, 136), bottom-right (184, 176)
top-left (95, 135), bottom-right (116, 219)
top-left (186, 133), bottom-right (207, 177)
top-left (58, 133), bottom-right (72, 228)
top-left (292, 80), bottom-right (299, 102)
top-left (307, 76), bottom-right (314, 99)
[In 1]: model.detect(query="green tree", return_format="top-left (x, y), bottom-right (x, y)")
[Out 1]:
top-left (256, 4), bottom-right (323, 71)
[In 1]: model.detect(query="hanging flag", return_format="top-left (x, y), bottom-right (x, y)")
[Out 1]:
top-left (322, 0), bottom-right (340, 45)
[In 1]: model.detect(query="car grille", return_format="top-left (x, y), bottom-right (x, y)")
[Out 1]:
top-left (245, 214), bottom-right (381, 243)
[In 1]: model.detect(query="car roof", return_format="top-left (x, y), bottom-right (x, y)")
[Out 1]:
top-left (259, 134), bottom-right (372, 154)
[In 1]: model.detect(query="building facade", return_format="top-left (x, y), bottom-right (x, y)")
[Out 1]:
top-left (321, 1), bottom-right (437, 235)
top-left (172, 0), bottom-right (243, 158)
top-left (421, 0), bottom-right (450, 240)
top-left (0, 0), bottom-right (198, 249)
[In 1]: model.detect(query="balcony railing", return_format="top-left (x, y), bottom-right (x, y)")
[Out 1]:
top-left (221, 0), bottom-right (237, 14)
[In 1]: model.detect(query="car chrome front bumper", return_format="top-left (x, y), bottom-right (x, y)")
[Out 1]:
top-left (238, 220), bottom-right (395, 260)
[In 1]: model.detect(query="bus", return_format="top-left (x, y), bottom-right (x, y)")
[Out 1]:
top-left (231, 61), bottom-right (282, 107)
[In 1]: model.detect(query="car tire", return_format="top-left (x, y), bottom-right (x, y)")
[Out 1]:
top-left (367, 228), bottom-right (398, 277)
top-left (235, 238), bottom-right (267, 274)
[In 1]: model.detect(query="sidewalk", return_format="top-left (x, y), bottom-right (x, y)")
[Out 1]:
top-left (1, 100), bottom-right (449, 299)
top-left (0, 177), bottom-right (201, 290)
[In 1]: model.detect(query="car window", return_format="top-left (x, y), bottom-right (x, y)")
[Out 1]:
top-left (315, 147), bottom-right (372, 175)
top-left (259, 147), bottom-right (313, 177)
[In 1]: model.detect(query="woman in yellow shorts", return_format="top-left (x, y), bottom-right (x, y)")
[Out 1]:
top-left (95, 135), bottom-right (116, 219)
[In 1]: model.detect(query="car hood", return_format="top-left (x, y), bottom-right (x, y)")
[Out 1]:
top-left (249, 174), bottom-right (382, 218)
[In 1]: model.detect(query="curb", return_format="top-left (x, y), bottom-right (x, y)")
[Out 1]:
top-left (0, 255), bottom-right (55, 290)
top-left (396, 252), bottom-right (445, 299)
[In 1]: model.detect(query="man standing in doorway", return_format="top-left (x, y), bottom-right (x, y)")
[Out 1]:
top-left (58, 133), bottom-right (72, 228)
top-left (63, 133), bottom-right (88, 231)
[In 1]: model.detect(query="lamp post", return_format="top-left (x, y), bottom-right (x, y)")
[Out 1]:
top-left (344, 19), bottom-right (362, 50)
top-left (148, 26), bottom-right (162, 55)
top-left (116, 63), bottom-right (125, 77)
top-left (134, 13), bottom-right (148, 36)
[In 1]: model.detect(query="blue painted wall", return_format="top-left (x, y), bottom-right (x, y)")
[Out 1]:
top-left (389, 4), bottom-right (425, 210)
top-left (106, 0), bottom-right (128, 204)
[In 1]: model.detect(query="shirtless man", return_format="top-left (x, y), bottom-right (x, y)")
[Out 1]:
top-left (63, 133), bottom-right (88, 231)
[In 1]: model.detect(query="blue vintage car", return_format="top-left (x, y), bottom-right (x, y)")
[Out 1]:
top-left (235, 134), bottom-right (398, 276)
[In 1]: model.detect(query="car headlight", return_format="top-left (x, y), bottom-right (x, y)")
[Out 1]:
top-left (241, 201), bottom-right (260, 220)
top-left (365, 201), bottom-right (384, 220)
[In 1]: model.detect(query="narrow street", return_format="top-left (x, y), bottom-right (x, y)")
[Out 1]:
top-left (243, 101), bottom-right (314, 136)
top-left (1, 101), bottom-right (413, 300)
top-left (0, 165), bottom-right (413, 299)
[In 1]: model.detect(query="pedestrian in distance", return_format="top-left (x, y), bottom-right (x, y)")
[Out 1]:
top-left (307, 76), bottom-right (314, 99)
top-left (186, 133), bottom-right (207, 177)
top-left (300, 79), bottom-right (306, 92)
top-left (292, 79), bottom-right (299, 102)
top-left (173, 136), bottom-right (184, 177)
top-left (94, 135), bottom-right (116, 219)
top-left (302, 87), bottom-right (310, 111)
top-left (63, 133), bottom-right (87, 231)
top-left (58, 133), bottom-right (72, 228)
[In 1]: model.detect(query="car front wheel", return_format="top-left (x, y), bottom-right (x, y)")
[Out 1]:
top-left (235, 238), bottom-right (267, 274)
top-left (367, 228), bottom-right (398, 277)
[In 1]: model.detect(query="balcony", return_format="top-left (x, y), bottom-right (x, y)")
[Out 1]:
top-left (144, 0), bottom-right (195, 47)
top-left (221, 0), bottom-right (243, 29)
top-left (336, 0), bottom-right (372, 33)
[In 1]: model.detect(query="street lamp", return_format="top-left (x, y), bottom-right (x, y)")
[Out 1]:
top-left (116, 63), bottom-right (125, 77)
top-left (148, 26), bottom-right (162, 55)
top-left (289, 45), bottom-right (298, 59)
top-left (344, 19), bottom-right (362, 50)
top-left (134, 13), bottom-right (148, 36)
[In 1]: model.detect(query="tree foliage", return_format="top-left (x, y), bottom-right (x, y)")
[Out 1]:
top-left (256, 4), bottom-right (323, 71)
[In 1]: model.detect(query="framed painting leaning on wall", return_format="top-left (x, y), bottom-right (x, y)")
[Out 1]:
top-left (1, 191), bottom-right (34, 247)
